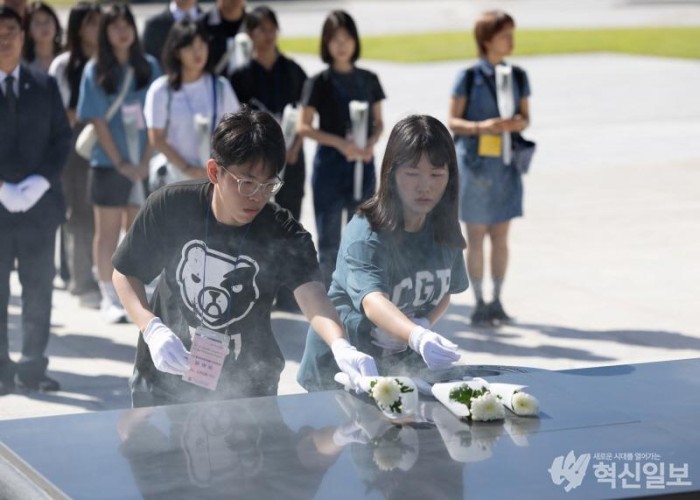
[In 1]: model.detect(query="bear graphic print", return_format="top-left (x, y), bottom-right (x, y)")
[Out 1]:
top-left (177, 240), bottom-right (260, 330)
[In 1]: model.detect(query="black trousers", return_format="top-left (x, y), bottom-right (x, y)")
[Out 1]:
top-left (0, 223), bottom-right (57, 381)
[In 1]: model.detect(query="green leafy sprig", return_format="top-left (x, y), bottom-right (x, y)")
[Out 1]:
top-left (449, 384), bottom-right (488, 409)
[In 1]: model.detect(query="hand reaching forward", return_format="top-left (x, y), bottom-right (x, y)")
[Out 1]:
top-left (408, 326), bottom-right (460, 370)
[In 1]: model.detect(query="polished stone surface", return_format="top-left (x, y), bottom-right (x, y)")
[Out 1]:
top-left (1, 359), bottom-right (698, 499)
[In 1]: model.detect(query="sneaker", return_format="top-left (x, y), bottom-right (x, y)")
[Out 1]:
top-left (101, 299), bottom-right (127, 324)
top-left (470, 300), bottom-right (492, 326)
top-left (15, 373), bottom-right (61, 392)
top-left (487, 299), bottom-right (513, 324)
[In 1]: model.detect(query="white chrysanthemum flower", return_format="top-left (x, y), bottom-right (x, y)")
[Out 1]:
top-left (371, 377), bottom-right (401, 410)
top-left (470, 393), bottom-right (505, 421)
top-left (511, 391), bottom-right (539, 416)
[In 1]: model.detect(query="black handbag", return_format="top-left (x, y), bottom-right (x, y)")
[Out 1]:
top-left (511, 133), bottom-right (536, 174)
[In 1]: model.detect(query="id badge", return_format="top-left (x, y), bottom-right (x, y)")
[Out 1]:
top-left (182, 326), bottom-right (230, 391)
top-left (478, 134), bottom-right (502, 157)
top-left (121, 103), bottom-right (145, 130)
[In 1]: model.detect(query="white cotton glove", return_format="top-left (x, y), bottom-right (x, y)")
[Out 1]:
top-left (142, 317), bottom-right (190, 375)
top-left (408, 326), bottom-right (460, 370)
top-left (0, 182), bottom-right (30, 213)
top-left (331, 338), bottom-right (379, 393)
top-left (369, 316), bottom-right (432, 353)
top-left (17, 175), bottom-right (50, 209)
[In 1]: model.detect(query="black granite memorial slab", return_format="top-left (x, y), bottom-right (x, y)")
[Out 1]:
top-left (0, 359), bottom-right (698, 499)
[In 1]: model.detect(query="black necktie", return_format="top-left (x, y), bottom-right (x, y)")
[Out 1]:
top-left (5, 75), bottom-right (16, 116)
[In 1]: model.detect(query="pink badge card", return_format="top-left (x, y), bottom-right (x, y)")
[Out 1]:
top-left (182, 327), bottom-right (230, 391)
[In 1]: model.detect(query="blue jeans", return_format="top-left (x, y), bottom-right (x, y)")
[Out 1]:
top-left (312, 146), bottom-right (375, 288)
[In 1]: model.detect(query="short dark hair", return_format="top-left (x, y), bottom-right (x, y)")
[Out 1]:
top-left (474, 10), bottom-right (515, 57)
top-left (358, 115), bottom-right (466, 249)
top-left (0, 5), bottom-right (23, 28)
top-left (244, 5), bottom-right (278, 33)
top-left (211, 107), bottom-right (286, 178)
top-left (23, 2), bottom-right (62, 63)
top-left (320, 10), bottom-right (360, 64)
top-left (162, 19), bottom-right (213, 90)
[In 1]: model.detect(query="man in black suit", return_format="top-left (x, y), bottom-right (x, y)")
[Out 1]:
top-left (142, 0), bottom-right (201, 62)
top-left (0, 6), bottom-right (71, 395)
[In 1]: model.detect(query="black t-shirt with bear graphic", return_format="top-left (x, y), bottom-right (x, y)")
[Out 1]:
top-left (113, 180), bottom-right (321, 406)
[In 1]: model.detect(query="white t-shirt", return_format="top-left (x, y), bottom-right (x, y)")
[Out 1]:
top-left (144, 73), bottom-right (240, 166)
top-left (48, 51), bottom-right (71, 109)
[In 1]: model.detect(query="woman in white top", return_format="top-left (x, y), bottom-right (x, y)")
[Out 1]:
top-left (145, 19), bottom-right (239, 187)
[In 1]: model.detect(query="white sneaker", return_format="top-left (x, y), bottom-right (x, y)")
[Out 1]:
top-left (100, 299), bottom-right (127, 324)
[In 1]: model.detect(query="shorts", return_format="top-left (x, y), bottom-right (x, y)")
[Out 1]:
top-left (89, 167), bottom-right (146, 207)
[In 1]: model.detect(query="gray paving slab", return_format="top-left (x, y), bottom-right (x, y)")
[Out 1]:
top-left (2, 26), bottom-right (699, 420)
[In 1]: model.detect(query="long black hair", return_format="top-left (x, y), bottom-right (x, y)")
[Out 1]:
top-left (22, 1), bottom-right (62, 64)
top-left (161, 19), bottom-right (213, 91)
top-left (96, 2), bottom-right (151, 94)
top-left (358, 115), bottom-right (466, 249)
top-left (65, 1), bottom-right (101, 109)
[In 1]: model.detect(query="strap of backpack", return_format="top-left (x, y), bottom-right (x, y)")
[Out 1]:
top-left (466, 63), bottom-right (526, 116)
top-left (462, 67), bottom-right (476, 118)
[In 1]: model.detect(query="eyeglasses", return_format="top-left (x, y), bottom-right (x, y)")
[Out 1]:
top-left (221, 166), bottom-right (284, 198)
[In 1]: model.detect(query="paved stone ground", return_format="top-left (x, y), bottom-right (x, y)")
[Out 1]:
top-left (2, 1), bottom-right (699, 420)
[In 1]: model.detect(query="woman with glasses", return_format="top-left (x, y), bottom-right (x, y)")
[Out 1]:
top-left (112, 109), bottom-right (378, 407)
top-left (145, 19), bottom-right (239, 189)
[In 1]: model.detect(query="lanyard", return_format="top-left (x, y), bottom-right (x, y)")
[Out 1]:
top-left (179, 73), bottom-right (219, 135)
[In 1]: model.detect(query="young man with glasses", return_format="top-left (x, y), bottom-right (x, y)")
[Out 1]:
top-left (113, 108), bottom-right (377, 407)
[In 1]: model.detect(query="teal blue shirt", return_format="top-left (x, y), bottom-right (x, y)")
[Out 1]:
top-left (77, 56), bottom-right (161, 167)
top-left (298, 215), bottom-right (468, 391)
